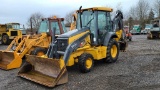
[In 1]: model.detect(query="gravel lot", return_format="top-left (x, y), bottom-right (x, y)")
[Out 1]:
top-left (0, 35), bottom-right (160, 90)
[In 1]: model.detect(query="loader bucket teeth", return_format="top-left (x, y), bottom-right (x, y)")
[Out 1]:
top-left (18, 55), bottom-right (68, 87)
top-left (0, 51), bottom-right (22, 70)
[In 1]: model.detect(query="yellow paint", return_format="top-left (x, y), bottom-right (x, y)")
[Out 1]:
top-left (77, 7), bottom-right (113, 12)
top-left (0, 33), bottom-right (51, 70)
top-left (7, 52), bottom-right (22, 69)
top-left (59, 58), bottom-right (65, 69)
top-left (37, 51), bottom-right (45, 56)
top-left (70, 14), bottom-right (77, 30)
top-left (111, 45), bottom-right (117, 58)
top-left (85, 46), bottom-right (107, 60)
top-left (66, 46), bottom-right (107, 67)
top-left (115, 30), bottom-right (122, 41)
top-left (68, 30), bottom-right (90, 44)
top-left (85, 58), bottom-right (92, 69)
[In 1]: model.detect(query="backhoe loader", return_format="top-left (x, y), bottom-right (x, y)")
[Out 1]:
top-left (18, 6), bottom-right (127, 87)
top-left (0, 17), bottom-right (67, 70)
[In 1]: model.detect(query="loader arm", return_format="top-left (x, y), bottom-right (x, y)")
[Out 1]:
top-left (16, 33), bottom-right (48, 59)
top-left (5, 35), bottom-right (22, 51)
top-left (0, 33), bottom-right (48, 70)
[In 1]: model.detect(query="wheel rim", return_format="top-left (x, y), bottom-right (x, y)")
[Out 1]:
top-left (3, 36), bottom-right (7, 43)
top-left (111, 45), bottom-right (117, 58)
top-left (37, 51), bottom-right (45, 56)
top-left (85, 58), bottom-right (92, 69)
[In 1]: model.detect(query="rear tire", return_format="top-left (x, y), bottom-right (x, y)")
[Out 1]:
top-left (2, 35), bottom-right (11, 45)
top-left (104, 39), bottom-right (119, 63)
top-left (78, 53), bottom-right (94, 73)
top-left (31, 47), bottom-right (47, 56)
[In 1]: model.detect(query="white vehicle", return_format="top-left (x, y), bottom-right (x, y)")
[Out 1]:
top-left (141, 24), bottom-right (153, 34)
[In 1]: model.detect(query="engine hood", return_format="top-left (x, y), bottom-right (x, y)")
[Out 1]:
top-left (58, 27), bottom-right (90, 38)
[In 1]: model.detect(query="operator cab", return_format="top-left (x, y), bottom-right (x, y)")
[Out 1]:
top-left (38, 18), bottom-right (67, 36)
top-left (6, 23), bottom-right (20, 30)
top-left (76, 7), bottom-right (113, 45)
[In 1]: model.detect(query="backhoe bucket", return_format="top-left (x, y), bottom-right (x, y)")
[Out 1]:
top-left (0, 51), bottom-right (22, 70)
top-left (119, 41), bottom-right (128, 52)
top-left (18, 55), bottom-right (68, 87)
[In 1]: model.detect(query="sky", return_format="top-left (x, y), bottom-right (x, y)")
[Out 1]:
top-left (0, 0), bottom-right (151, 27)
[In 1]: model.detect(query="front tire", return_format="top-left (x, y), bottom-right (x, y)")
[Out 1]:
top-left (105, 39), bottom-right (119, 63)
top-left (2, 35), bottom-right (11, 45)
top-left (78, 53), bottom-right (94, 73)
top-left (31, 47), bottom-right (47, 56)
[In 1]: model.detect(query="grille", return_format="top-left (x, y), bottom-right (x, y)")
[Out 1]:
top-left (57, 38), bottom-right (68, 52)
top-left (11, 31), bottom-right (18, 36)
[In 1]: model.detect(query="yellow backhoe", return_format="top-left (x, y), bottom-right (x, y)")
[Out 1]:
top-left (0, 17), bottom-right (67, 70)
top-left (18, 6), bottom-right (127, 87)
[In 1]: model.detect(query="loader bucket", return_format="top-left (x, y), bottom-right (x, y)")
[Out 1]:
top-left (18, 55), bottom-right (68, 87)
top-left (0, 51), bottom-right (22, 70)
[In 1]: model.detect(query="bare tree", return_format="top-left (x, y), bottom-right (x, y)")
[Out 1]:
top-left (65, 11), bottom-right (75, 25)
top-left (128, 6), bottom-right (138, 20)
top-left (27, 12), bottom-right (44, 32)
top-left (136, 0), bottom-right (150, 28)
top-left (112, 2), bottom-right (122, 15)
top-left (153, 0), bottom-right (160, 18)
top-left (116, 2), bottom-right (122, 11)
top-left (136, 0), bottom-right (149, 20)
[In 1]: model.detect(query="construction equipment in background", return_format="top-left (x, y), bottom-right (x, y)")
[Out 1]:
top-left (147, 19), bottom-right (160, 39)
top-left (130, 25), bottom-right (141, 35)
top-left (70, 13), bottom-right (77, 30)
top-left (141, 24), bottom-right (153, 34)
top-left (0, 17), bottom-right (67, 70)
top-left (124, 26), bottom-right (132, 41)
top-left (20, 24), bottom-right (27, 35)
top-left (18, 6), bottom-right (127, 87)
top-left (0, 23), bottom-right (22, 45)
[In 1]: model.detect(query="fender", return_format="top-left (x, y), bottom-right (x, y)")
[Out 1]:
top-left (63, 32), bottom-right (90, 64)
top-left (103, 32), bottom-right (118, 46)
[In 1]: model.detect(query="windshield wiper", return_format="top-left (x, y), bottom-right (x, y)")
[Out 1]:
top-left (84, 17), bottom-right (94, 27)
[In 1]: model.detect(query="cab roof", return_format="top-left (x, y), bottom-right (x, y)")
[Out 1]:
top-left (77, 7), bottom-right (113, 12)
top-left (6, 23), bottom-right (20, 25)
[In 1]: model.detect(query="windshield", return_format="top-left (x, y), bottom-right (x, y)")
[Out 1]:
top-left (38, 20), bottom-right (48, 33)
top-left (61, 21), bottom-right (67, 33)
top-left (38, 20), bottom-right (63, 35)
top-left (50, 21), bottom-right (61, 35)
top-left (77, 11), bottom-right (94, 30)
top-left (7, 25), bottom-right (12, 29)
top-left (145, 24), bottom-right (152, 28)
top-left (133, 25), bottom-right (139, 28)
top-left (133, 25), bottom-right (139, 29)
top-left (12, 24), bottom-right (20, 30)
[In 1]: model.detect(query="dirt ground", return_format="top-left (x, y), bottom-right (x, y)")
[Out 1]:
top-left (0, 35), bottom-right (160, 90)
